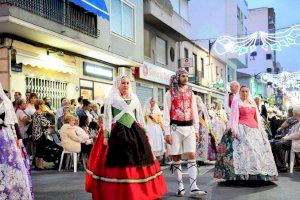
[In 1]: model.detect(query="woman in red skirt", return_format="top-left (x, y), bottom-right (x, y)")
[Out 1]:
top-left (86, 75), bottom-right (167, 200)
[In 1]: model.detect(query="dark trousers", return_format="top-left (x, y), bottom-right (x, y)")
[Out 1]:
top-left (271, 140), bottom-right (292, 169)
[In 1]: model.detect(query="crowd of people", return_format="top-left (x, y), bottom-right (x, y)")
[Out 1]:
top-left (1, 67), bottom-right (300, 200)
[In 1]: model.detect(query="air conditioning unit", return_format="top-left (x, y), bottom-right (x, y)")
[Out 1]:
top-left (266, 68), bottom-right (272, 73)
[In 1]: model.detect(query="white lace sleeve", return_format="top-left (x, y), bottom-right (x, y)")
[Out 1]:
top-left (135, 98), bottom-right (147, 129)
top-left (104, 103), bottom-right (112, 138)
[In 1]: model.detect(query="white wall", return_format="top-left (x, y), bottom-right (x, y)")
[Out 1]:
top-left (239, 7), bottom-right (275, 75)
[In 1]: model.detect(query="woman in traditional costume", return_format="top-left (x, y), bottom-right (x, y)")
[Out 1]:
top-left (85, 75), bottom-right (167, 200)
top-left (214, 86), bottom-right (278, 181)
top-left (0, 82), bottom-right (33, 200)
top-left (144, 97), bottom-right (165, 157)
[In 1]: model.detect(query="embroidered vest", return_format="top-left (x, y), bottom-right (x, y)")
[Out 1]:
top-left (170, 88), bottom-right (193, 121)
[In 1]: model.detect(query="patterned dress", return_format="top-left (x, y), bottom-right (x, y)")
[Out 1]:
top-left (0, 113), bottom-right (33, 199)
top-left (214, 106), bottom-right (278, 181)
top-left (196, 108), bottom-right (210, 161)
top-left (145, 113), bottom-right (165, 156)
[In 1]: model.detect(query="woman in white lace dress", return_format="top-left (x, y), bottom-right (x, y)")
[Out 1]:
top-left (214, 86), bottom-right (278, 181)
top-left (0, 82), bottom-right (33, 199)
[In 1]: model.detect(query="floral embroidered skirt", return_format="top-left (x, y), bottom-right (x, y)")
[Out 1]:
top-left (0, 127), bottom-right (33, 200)
top-left (85, 122), bottom-right (167, 200)
top-left (214, 125), bottom-right (278, 181)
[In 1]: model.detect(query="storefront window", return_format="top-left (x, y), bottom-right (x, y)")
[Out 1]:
top-left (80, 79), bottom-right (112, 103)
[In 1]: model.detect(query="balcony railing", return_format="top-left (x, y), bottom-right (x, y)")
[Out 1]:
top-left (0, 0), bottom-right (99, 37)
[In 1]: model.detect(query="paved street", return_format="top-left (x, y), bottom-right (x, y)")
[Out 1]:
top-left (32, 165), bottom-right (300, 200)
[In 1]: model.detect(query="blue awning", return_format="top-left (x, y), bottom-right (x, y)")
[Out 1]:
top-left (69, 0), bottom-right (109, 20)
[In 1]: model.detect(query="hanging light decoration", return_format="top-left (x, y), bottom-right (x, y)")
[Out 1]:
top-left (261, 71), bottom-right (300, 90)
top-left (214, 24), bottom-right (300, 55)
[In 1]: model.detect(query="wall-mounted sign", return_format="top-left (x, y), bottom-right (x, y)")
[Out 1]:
top-left (11, 63), bottom-right (23, 72)
top-left (135, 62), bottom-right (175, 85)
top-left (83, 62), bottom-right (113, 80)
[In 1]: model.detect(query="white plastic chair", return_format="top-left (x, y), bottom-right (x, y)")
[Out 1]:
top-left (58, 151), bottom-right (78, 173)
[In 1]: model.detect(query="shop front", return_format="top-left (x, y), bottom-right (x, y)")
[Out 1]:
top-left (79, 61), bottom-right (115, 104)
top-left (9, 41), bottom-right (78, 109)
top-left (134, 61), bottom-right (175, 106)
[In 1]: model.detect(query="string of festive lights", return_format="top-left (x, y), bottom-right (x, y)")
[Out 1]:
top-left (214, 24), bottom-right (300, 55)
top-left (261, 71), bottom-right (300, 89)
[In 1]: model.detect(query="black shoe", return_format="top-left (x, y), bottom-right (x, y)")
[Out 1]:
top-left (176, 189), bottom-right (185, 197)
top-left (278, 167), bottom-right (288, 172)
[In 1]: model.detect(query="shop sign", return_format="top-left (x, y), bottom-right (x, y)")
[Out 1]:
top-left (11, 63), bottom-right (23, 72)
top-left (83, 62), bottom-right (113, 80)
top-left (137, 62), bottom-right (175, 85)
top-left (213, 83), bottom-right (224, 89)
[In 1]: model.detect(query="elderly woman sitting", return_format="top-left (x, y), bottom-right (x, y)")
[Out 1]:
top-left (271, 106), bottom-right (300, 171)
top-left (282, 105), bottom-right (300, 161)
top-left (60, 114), bottom-right (85, 153)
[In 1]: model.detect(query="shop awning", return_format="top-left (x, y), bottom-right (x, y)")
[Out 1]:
top-left (187, 83), bottom-right (209, 94)
top-left (16, 53), bottom-right (77, 75)
top-left (69, 0), bottom-right (109, 20)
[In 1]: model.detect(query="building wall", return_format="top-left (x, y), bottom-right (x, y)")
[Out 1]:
top-left (144, 23), bottom-right (178, 72)
top-left (2, 0), bottom-right (144, 64)
top-left (0, 48), bottom-right (9, 90)
top-left (240, 7), bottom-right (276, 76)
top-left (189, 0), bottom-right (248, 82)
top-left (8, 39), bottom-right (116, 104)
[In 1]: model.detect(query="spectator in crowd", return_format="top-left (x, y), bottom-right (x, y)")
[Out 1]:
top-left (271, 108), bottom-right (299, 171)
top-left (32, 100), bottom-right (51, 170)
top-left (282, 105), bottom-right (300, 153)
top-left (57, 106), bottom-right (70, 130)
top-left (254, 97), bottom-right (266, 117)
top-left (56, 98), bottom-right (71, 120)
top-left (43, 96), bottom-right (56, 125)
top-left (77, 99), bottom-right (92, 123)
top-left (60, 114), bottom-right (85, 153)
top-left (25, 93), bottom-right (38, 116)
top-left (16, 98), bottom-right (31, 144)
top-left (13, 91), bottom-right (22, 111)
top-left (25, 91), bottom-right (31, 103)
top-left (90, 103), bottom-right (100, 122)
top-left (70, 99), bottom-right (77, 115)
top-left (77, 96), bottom-right (84, 109)
top-left (79, 115), bottom-right (93, 155)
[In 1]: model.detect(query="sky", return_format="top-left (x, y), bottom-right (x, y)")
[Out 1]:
top-left (248, 0), bottom-right (300, 72)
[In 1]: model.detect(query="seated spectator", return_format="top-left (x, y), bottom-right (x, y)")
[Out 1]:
top-left (74, 117), bottom-right (89, 143)
top-left (271, 106), bottom-right (299, 171)
top-left (60, 114), bottom-right (84, 153)
top-left (56, 98), bottom-right (71, 120)
top-left (282, 105), bottom-right (300, 155)
top-left (70, 99), bottom-right (77, 115)
top-left (79, 115), bottom-right (93, 155)
top-left (77, 99), bottom-right (92, 123)
top-left (90, 103), bottom-right (100, 122)
top-left (57, 106), bottom-right (70, 130)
